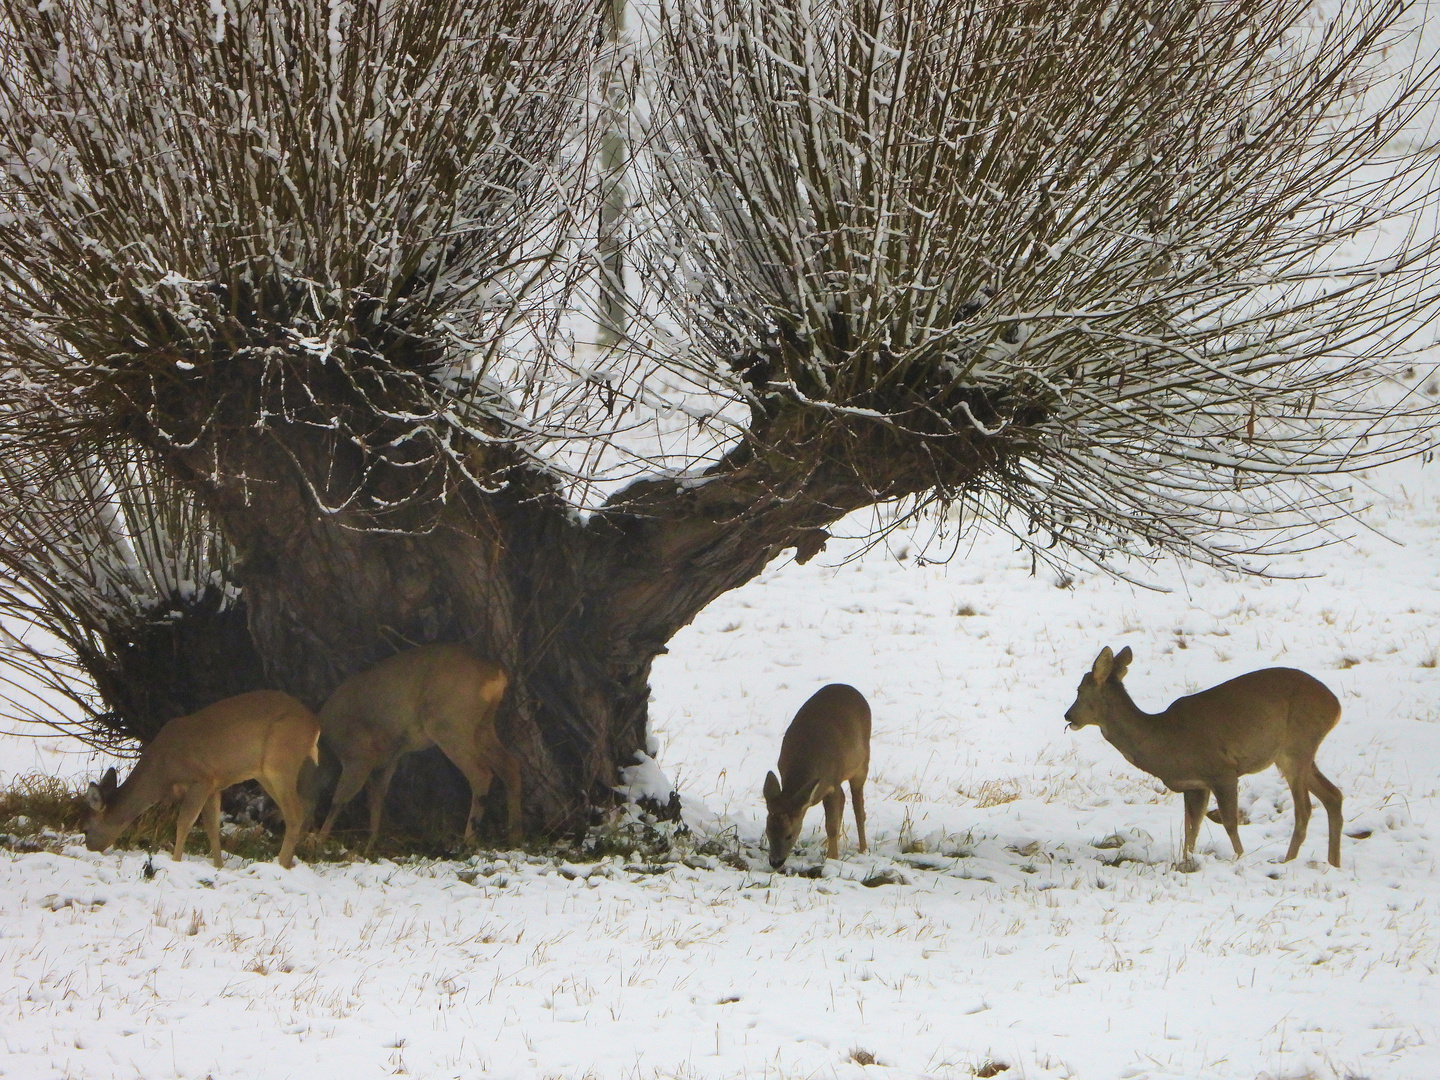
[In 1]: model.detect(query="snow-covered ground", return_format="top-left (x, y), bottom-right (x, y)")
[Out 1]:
top-left (3, 456), bottom-right (1440, 1080)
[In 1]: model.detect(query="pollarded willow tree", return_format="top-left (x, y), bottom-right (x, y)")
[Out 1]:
top-left (0, 0), bottom-right (1437, 833)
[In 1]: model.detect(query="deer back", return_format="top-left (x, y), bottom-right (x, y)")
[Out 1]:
top-left (775, 683), bottom-right (871, 800)
top-left (1069, 647), bottom-right (1341, 784)
top-left (85, 690), bottom-right (320, 848)
top-left (1159, 667), bottom-right (1340, 774)
top-left (319, 644), bottom-right (508, 755)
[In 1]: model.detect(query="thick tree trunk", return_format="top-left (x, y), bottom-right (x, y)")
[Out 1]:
top-left (119, 385), bottom-right (988, 840)
top-left (216, 512), bottom-right (666, 836)
top-left (215, 492), bottom-right (708, 836)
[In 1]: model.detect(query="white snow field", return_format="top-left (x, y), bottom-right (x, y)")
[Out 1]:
top-left (2, 455), bottom-right (1440, 1080)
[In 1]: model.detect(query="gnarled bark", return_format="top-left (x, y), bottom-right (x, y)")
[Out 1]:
top-left (146, 405), bottom-right (989, 836)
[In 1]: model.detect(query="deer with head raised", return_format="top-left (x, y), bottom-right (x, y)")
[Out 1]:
top-left (315, 643), bottom-right (521, 853)
top-left (1065, 646), bottom-right (1344, 867)
top-left (763, 683), bottom-right (871, 869)
top-left (84, 690), bottom-right (321, 869)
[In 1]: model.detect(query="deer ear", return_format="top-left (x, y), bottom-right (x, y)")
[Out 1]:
top-left (1112, 646), bottom-right (1133, 681)
top-left (1091, 647), bottom-right (1114, 682)
top-left (100, 767), bottom-right (118, 795)
top-left (763, 771), bottom-right (782, 802)
top-left (801, 779), bottom-right (823, 808)
top-left (85, 781), bottom-right (106, 812)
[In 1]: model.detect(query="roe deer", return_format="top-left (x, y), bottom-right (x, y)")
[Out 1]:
top-left (316, 643), bottom-right (520, 853)
top-left (762, 683), bottom-right (871, 869)
top-left (84, 690), bottom-right (320, 869)
top-left (1065, 646), bottom-right (1344, 867)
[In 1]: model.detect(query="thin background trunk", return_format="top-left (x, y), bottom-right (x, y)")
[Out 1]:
top-left (597, 0), bottom-right (629, 348)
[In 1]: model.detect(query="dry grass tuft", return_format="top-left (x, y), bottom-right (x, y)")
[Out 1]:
top-left (0, 772), bottom-right (304, 863)
top-left (0, 773), bottom-right (86, 846)
top-left (960, 779), bottom-right (1022, 808)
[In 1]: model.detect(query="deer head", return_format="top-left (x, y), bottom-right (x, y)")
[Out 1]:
top-left (763, 770), bottom-right (821, 869)
top-left (83, 766), bottom-right (121, 852)
top-left (1064, 645), bottom-right (1133, 729)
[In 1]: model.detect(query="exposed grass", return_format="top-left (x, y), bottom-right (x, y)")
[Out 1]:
top-left (0, 772), bottom-right (301, 863)
top-left (959, 778), bottom-right (1022, 808)
top-left (0, 772), bottom-right (86, 839)
top-left (0, 779), bottom-right (699, 866)
top-left (306, 826), bottom-right (558, 864)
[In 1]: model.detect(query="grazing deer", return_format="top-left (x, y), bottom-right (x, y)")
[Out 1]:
top-left (84, 690), bottom-right (320, 869)
top-left (762, 683), bottom-right (871, 869)
top-left (315, 643), bottom-right (520, 853)
top-left (1065, 646), bottom-right (1344, 867)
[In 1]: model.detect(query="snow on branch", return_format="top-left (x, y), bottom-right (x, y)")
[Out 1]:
top-left (639, 0), bottom-right (1440, 568)
top-left (0, 431), bottom-right (236, 746)
top-left (0, 0), bottom-right (603, 525)
top-left (0, 0), bottom-right (1437, 576)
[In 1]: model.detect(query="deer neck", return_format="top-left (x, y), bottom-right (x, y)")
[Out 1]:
top-left (101, 758), bottom-right (166, 836)
top-left (1095, 684), bottom-right (1166, 772)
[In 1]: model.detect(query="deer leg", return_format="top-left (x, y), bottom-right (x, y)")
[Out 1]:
top-left (1308, 764), bottom-right (1344, 868)
top-left (1282, 767), bottom-right (1314, 862)
top-left (463, 764), bottom-right (494, 845)
top-left (296, 755), bottom-right (319, 838)
top-left (1181, 788), bottom-right (1209, 859)
top-left (317, 758), bottom-right (375, 842)
top-left (202, 791), bottom-right (223, 868)
top-left (437, 730), bottom-right (524, 846)
top-left (488, 741), bottom-right (524, 846)
top-left (849, 775), bottom-right (868, 855)
top-left (363, 758), bottom-right (402, 856)
top-left (434, 733), bottom-right (498, 845)
top-left (172, 785), bottom-right (213, 863)
top-left (822, 787), bottom-right (845, 860)
top-left (1212, 779), bottom-right (1244, 858)
top-left (257, 776), bottom-right (306, 870)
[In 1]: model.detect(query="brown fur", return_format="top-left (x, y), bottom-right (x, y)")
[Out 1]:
top-left (763, 683), bottom-right (871, 868)
top-left (84, 690), bottom-right (320, 869)
top-left (1065, 646), bottom-right (1343, 867)
top-left (316, 644), bottom-right (520, 852)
